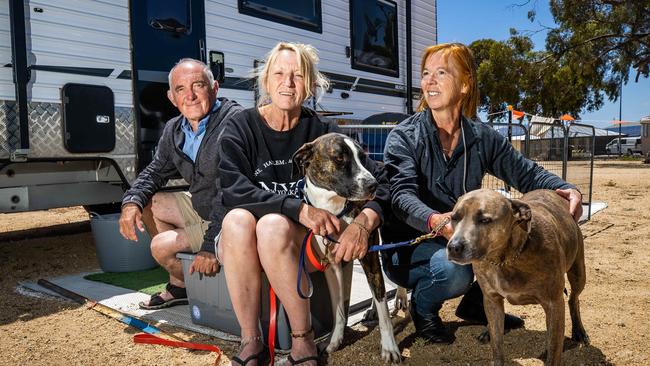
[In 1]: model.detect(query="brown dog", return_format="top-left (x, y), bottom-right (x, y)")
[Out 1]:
top-left (446, 189), bottom-right (589, 366)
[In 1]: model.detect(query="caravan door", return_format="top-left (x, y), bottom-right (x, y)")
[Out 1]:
top-left (130, 0), bottom-right (206, 171)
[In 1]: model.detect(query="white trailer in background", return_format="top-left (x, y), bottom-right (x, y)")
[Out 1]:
top-left (1, 0), bottom-right (437, 212)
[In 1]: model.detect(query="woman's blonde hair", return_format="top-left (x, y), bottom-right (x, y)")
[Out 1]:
top-left (255, 42), bottom-right (329, 107)
top-left (417, 43), bottom-right (479, 118)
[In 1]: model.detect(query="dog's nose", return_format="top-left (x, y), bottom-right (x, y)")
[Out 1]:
top-left (367, 180), bottom-right (378, 193)
top-left (447, 239), bottom-right (465, 257)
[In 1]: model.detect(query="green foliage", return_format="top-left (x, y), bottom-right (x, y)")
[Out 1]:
top-left (547, 0), bottom-right (649, 100)
top-left (470, 37), bottom-right (592, 121)
top-left (470, 0), bottom-right (649, 121)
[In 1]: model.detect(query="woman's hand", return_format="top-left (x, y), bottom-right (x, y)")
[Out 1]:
top-left (331, 209), bottom-right (379, 264)
top-left (555, 188), bottom-right (583, 223)
top-left (298, 203), bottom-right (341, 238)
top-left (428, 212), bottom-right (454, 239)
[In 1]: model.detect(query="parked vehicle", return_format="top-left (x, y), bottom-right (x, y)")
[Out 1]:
top-left (605, 137), bottom-right (642, 155)
top-left (1, 0), bottom-right (435, 212)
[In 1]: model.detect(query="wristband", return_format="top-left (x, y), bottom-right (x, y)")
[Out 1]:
top-left (352, 221), bottom-right (370, 237)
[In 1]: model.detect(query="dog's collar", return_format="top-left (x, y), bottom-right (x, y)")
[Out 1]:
top-left (299, 178), bottom-right (354, 219)
top-left (484, 240), bottom-right (527, 267)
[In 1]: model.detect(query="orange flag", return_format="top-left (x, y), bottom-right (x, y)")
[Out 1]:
top-left (559, 114), bottom-right (575, 121)
top-left (511, 109), bottom-right (524, 120)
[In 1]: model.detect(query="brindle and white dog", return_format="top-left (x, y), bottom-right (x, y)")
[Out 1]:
top-left (292, 132), bottom-right (401, 363)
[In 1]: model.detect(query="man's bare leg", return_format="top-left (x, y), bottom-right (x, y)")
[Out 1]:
top-left (144, 192), bottom-right (192, 303)
top-left (141, 203), bottom-right (159, 238)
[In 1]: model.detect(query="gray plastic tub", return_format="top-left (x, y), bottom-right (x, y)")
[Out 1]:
top-left (90, 212), bottom-right (157, 272)
top-left (177, 252), bottom-right (334, 350)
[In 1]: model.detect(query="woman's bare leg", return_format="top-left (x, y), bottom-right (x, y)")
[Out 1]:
top-left (257, 214), bottom-right (317, 365)
top-left (221, 209), bottom-right (264, 365)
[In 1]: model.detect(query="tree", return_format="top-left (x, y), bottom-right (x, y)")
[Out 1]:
top-left (471, 38), bottom-right (527, 120)
top-left (471, 0), bottom-right (649, 121)
top-left (471, 36), bottom-right (596, 121)
top-left (544, 0), bottom-right (649, 99)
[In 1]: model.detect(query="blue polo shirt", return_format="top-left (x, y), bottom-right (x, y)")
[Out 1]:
top-left (181, 100), bottom-right (220, 162)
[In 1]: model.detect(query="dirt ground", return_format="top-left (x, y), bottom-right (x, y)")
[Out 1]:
top-left (1, 159), bottom-right (649, 365)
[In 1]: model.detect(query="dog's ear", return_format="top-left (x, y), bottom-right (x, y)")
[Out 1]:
top-left (292, 141), bottom-right (314, 177)
top-left (510, 199), bottom-right (532, 232)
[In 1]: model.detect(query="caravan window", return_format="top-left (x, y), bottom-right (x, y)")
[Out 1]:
top-left (350, 0), bottom-right (399, 77)
top-left (146, 0), bottom-right (191, 34)
top-left (238, 0), bottom-right (322, 33)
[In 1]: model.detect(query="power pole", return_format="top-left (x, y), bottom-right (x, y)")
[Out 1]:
top-left (618, 80), bottom-right (623, 157)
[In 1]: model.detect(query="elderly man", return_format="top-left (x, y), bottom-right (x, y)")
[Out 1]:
top-left (119, 58), bottom-right (242, 309)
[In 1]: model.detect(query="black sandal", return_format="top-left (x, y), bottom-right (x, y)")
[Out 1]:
top-left (231, 336), bottom-right (269, 366)
top-left (138, 283), bottom-right (188, 310)
top-left (287, 355), bottom-right (319, 366)
top-left (287, 328), bottom-right (319, 366)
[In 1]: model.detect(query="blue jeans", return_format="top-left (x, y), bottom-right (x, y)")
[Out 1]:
top-left (381, 238), bottom-right (474, 317)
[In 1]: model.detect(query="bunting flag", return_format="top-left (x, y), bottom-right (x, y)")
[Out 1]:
top-left (559, 114), bottom-right (575, 121)
top-left (511, 109), bottom-right (525, 120)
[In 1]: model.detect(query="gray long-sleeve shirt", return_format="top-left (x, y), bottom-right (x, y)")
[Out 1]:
top-left (383, 109), bottom-right (575, 237)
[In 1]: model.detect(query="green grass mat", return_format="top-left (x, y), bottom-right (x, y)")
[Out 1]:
top-left (84, 266), bottom-right (167, 295)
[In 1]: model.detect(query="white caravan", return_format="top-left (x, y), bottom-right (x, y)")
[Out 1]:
top-left (0, 0), bottom-right (436, 212)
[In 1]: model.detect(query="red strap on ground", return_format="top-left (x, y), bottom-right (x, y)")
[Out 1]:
top-left (133, 333), bottom-right (222, 366)
top-left (269, 286), bottom-right (277, 366)
top-left (305, 231), bottom-right (328, 272)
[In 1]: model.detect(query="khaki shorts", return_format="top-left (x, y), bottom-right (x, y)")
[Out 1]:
top-left (174, 191), bottom-right (210, 253)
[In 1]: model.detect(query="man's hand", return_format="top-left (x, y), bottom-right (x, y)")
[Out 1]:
top-left (189, 251), bottom-right (220, 276)
top-left (428, 212), bottom-right (453, 240)
top-left (119, 203), bottom-right (145, 241)
top-left (556, 188), bottom-right (583, 223)
top-left (298, 203), bottom-right (341, 238)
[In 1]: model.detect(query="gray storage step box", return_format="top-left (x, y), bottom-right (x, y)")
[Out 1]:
top-left (177, 252), bottom-right (334, 350)
top-left (90, 213), bottom-right (158, 272)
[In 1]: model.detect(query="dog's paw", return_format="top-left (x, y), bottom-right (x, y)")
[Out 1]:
top-left (362, 307), bottom-right (378, 322)
top-left (477, 330), bottom-right (490, 344)
top-left (571, 328), bottom-right (590, 345)
top-left (325, 338), bottom-right (343, 354)
top-left (380, 347), bottom-right (402, 364)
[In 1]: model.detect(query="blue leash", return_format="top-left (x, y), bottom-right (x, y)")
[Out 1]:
top-left (368, 216), bottom-right (451, 252)
top-left (296, 230), bottom-right (345, 299)
top-left (367, 239), bottom-right (417, 252)
top-left (297, 230), bottom-right (315, 299)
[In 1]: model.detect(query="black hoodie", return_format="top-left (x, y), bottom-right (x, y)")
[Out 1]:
top-left (218, 107), bottom-right (389, 224)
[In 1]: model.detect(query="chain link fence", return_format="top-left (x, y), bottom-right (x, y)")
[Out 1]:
top-left (340, 121), bottom-right (595, 220)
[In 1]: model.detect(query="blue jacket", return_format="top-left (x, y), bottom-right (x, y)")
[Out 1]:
top-left (382, 109), bottom-right (575, 240)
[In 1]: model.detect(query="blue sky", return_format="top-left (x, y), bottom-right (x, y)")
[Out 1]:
top-left (436, 1), bottom-right (650, 128)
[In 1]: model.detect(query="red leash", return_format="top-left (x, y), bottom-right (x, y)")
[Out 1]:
top-left (268, 286), bottom-right (277, 366)
top-left (134, 333), bottom-right (222, 365)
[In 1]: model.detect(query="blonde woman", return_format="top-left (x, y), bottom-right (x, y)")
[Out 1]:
top-left (217, 42), bottom-right (389, 365)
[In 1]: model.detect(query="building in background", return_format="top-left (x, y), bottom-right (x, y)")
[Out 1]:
top-left (640, 116), bottom-right (650, 156)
